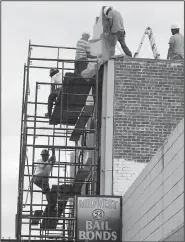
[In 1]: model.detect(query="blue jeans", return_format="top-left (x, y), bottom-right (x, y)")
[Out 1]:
top-left (110, 31), bottom-right (132, 57)
top-left (32, 173), bottom-right (50, 192)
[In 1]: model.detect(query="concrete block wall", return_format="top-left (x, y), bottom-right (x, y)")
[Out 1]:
top-left (113, 58), bottom-right (184, 163)
top-left (121, 118), bottom-right (184, 241)
top-left (163, 224), bottom-right (184, 241)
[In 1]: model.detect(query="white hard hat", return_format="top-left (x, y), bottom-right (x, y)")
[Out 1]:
top-left (103, 6), bottom-right (112, 15)
top-left (82, 31), bottom-right (90, 36)
top-left (171, 24), bottom-right (180, 30)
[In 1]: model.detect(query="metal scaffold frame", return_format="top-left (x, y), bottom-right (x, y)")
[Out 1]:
top-left (16, 40), bottom-right (101, 241)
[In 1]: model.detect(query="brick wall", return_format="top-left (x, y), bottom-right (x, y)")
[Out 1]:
top-left (113, 159), bottom-right (147, 196)
top-left (121, 118), bottom-right (184, 241)
top-left (113, 58), bottom-right (184, 163)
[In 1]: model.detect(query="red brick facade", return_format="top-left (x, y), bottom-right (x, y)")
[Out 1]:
top-left (113, 58), bottom-right (184, 162)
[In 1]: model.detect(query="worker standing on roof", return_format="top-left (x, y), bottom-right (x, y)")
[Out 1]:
top-left (167, 24), bottom-right (184, 60)
top-left (75, 32), bottom-right (101, 75)
top-left (32, 148), bottom-right (56, 195)
top-left (103, 6), bottom-right (132, 57)
top-left (45, 68), bottom-right (62, 118)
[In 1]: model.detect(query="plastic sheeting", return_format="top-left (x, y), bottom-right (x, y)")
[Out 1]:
top-left (81, 57), bottom-right (104, 79)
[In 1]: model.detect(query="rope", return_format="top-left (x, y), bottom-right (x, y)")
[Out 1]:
top-left (116, 43), bottom-right (124, 55)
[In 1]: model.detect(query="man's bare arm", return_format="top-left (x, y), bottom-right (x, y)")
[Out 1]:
top-left (89, 38), bottom-right (101, 43)
top-left (167, 43), bottom-right (173, 59)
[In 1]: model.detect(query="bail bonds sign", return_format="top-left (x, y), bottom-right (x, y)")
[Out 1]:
top-left (76, 196), bottom-right (122, 241)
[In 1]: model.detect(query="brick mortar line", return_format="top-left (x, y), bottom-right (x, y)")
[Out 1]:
top-left (113, 57), bottom-right (184, 63)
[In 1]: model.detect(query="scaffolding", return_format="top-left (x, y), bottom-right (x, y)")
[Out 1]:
top-left (16, 40), bottom-right (102, 241)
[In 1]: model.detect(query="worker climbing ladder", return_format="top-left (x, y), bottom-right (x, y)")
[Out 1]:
top-left (16, 40), bottom-right (101, 241)
top-left (134, 27), bottom-right (160, 59)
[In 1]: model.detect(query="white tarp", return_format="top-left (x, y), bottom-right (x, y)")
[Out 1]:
top-left (90, 10), bottom-right (103, 57)
top-left (81, 57), bottom-right (104, 79)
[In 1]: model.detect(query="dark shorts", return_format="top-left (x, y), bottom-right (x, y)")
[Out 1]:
top-left (32, 175), bottom-right (50, 192)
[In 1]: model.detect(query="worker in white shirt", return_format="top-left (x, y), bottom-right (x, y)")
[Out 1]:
top-left (32, 148), bottom-right (56, 194)
top-left (103, 6), bottom-right (132, 57)
top-left (167, 24), bottom-right (184, 60)
top-left (45, 68), bottom-right (62, 118)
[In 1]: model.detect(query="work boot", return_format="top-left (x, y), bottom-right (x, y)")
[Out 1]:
top-left (125, 54), bottom-right (132, 58)
top-left (127, 52), bottom-right (132, 57)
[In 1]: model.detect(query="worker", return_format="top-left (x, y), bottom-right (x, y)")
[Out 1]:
top-left (103, 6), bottom-right (132, 57)
top-left (32, 148), bottom-right (56, 194)
top-left (45, 68), bottom-right (62, 118)
top-left (167, 24), bottom-right (184, 60)
top-left (75, 32), bottom-right (101, 75)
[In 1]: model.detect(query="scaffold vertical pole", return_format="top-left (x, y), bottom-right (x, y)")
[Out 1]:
top-left (16, 63), bottom-right (27, 241)
top-left (29, 81), bottom-right (38, 240)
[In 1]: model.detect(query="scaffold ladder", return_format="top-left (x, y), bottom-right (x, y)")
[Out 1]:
top-left (134, 27), bottom-right (160, 59)
top-left (16, 40), bottom-right (100, 241)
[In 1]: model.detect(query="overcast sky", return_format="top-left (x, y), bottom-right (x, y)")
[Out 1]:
top-left (2, 1), bottom-right (184, 239)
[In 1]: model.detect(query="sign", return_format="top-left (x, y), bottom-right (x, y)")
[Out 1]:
top-left (76, 196), bottom-right (122, 241)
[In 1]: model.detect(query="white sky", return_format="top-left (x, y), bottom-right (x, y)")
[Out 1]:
top-left (2, 1), bottom-right (184, 239)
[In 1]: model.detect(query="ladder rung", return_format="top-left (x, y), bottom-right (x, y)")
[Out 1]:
top-left (135, 27), bottom-right (160, 59)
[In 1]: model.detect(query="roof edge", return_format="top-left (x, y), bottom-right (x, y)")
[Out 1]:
top-left (110, 55), bottom-right (184, 63)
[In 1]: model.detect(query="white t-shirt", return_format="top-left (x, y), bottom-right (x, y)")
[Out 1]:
top-left (34, 159), bottom-right (52, 176)
top-left (169, 33), bottom-right (184, 58)
top-left (51, 72), bottom-right (62, 84)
